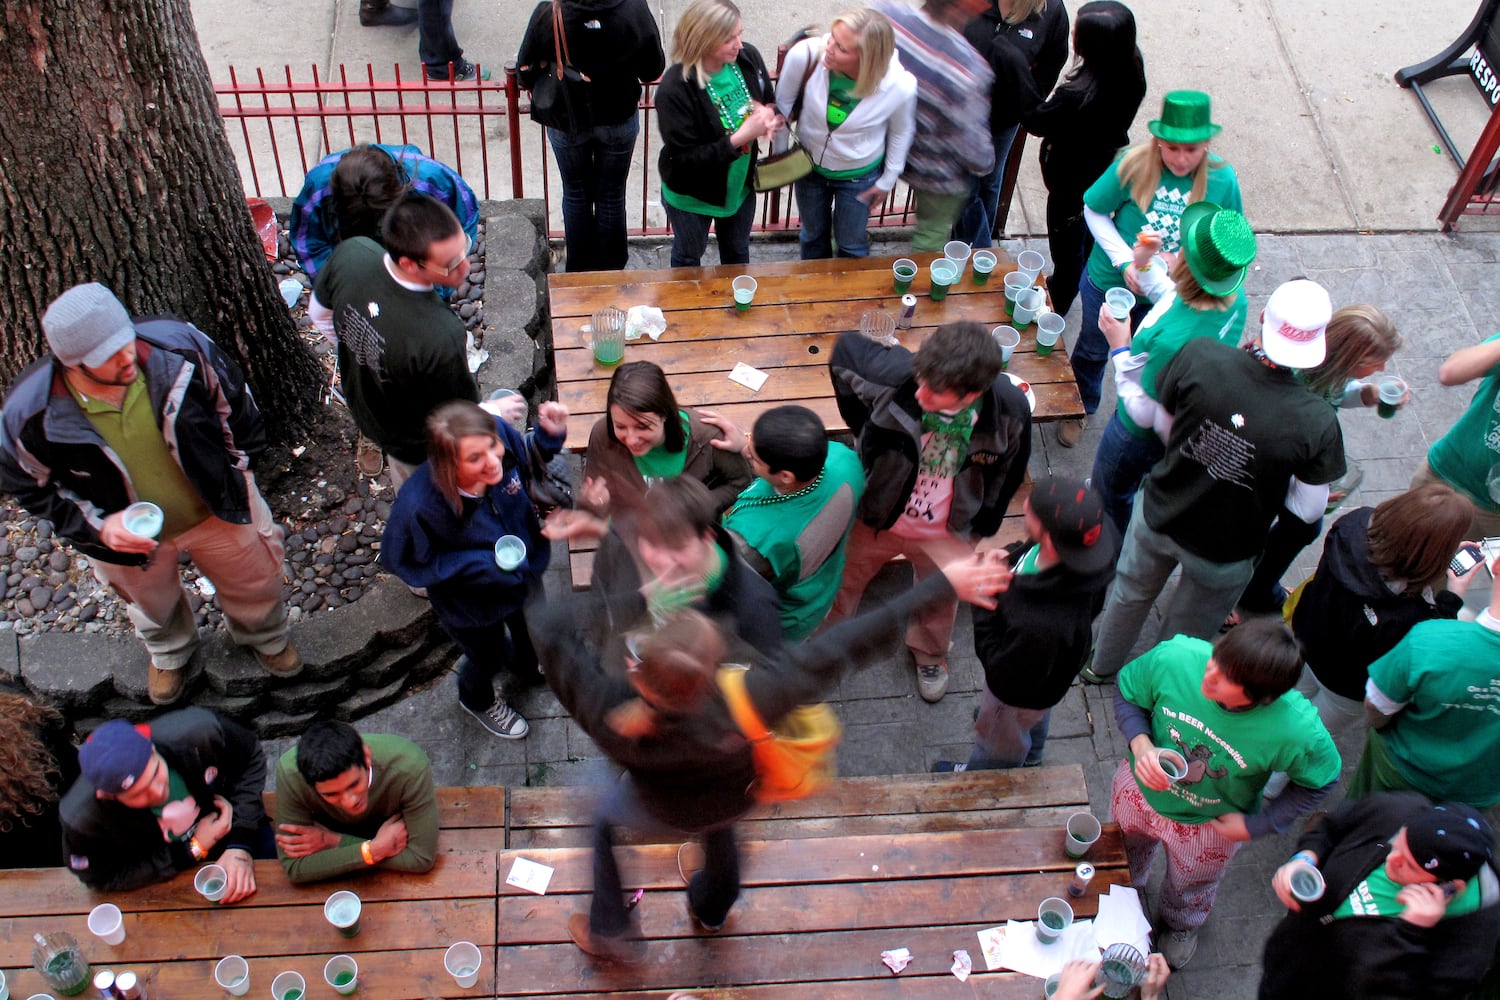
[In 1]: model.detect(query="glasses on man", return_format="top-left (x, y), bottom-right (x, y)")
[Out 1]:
top-left (425, 235), bottom-right (473, 276)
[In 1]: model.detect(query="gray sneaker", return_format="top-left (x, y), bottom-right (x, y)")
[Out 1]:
top-left (1160, 928), bottom-right (1198, 969)
top-left (463, 698), bottom-right (529, 739)
top-left (917, 662), bottom-right (950, 702)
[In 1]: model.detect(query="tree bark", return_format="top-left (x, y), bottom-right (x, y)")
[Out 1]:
top-left (0, 0), bottom-right (324, 442)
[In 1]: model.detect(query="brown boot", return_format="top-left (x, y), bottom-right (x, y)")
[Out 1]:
top-left (359, 0), bottom-right (417, 27)
top-left (255, 641), bottom-right (303, 678)
top-left (1056, 417), bottom-right (1087, 448)
top-left (148, 663), bottom-right (187, 705)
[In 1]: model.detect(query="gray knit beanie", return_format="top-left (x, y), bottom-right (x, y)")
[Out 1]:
top-left (43, 283), bottom-right (137, 368)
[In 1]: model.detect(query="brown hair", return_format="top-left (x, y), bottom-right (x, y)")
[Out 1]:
top-left (913, 321), bottom-right (1004, 397)
top-left (1212, 619), bottom-right (1304, 706)
top-left (636, 476), bottom-right (719, 548)
top-left (1169, 254), bottom-right (1234, 312)
top-left (330, 144), bottom-right (410, 244)
top-left (1301, 304), bottom-right (1402, 401)
top-left (0, 693), bottom-right (66, 833)
top-left (1367, 484), bottom-right (1474, 588)
top-left (606, 361), bottom-right (686, 452)
top-left (425, 400), bottom-right (501, 513)
top-left (635, 609), bottom-right (725, 710)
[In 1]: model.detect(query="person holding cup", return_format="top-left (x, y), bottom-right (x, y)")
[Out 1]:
top-left (381, 399), bottom-right (570, 739)
top-left (775, 9), bottom-right (917, 260)
top-left (1110, 620), bottom-right (1340, 968)
top-left (1259, 794), bottom-right (1499, 999)
top-left (1057, 89), bottom-right (1243, 448)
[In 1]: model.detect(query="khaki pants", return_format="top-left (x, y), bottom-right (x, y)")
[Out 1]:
top-left (95, 474), bottom-right (288, 671)
top-left (826, 521), bottom-right (967, 666)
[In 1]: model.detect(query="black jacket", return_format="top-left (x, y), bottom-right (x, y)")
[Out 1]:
top-left (0, 320), bottom-right (266, 566)
top-left (829, 332), bottom-right (1031, 541)
top-left (59, 708), bottom-right (268, 892)
top-left (656, 44), bottom-right (775, 207)
top-left (963, 0), bottom-right (1070, 135)
top-left (1259, 792), bottom-right (1500, 1000)
top-left (1292, 507), bottom-right (1462, 701)
top-left (1020, 58), bottom-right (1146, 203)
top-left (974, 541), bottom-right (1115, 709)
top-left (516, 0), bottom-right (666, 127)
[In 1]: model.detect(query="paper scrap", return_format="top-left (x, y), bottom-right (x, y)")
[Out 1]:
top-left (505, 856), bottom-right (555, 895)
top-left (977, 925), bottom-right (1005, 970)
top-left (951, 949), bottom-right (973, 982)
top-left (1094, 885), bottom-right (1154, 953)
top-left (728, 362), bottom-right (768, 392)
top-left (880, 947), bottom-right (912, 974)
top-left (626, 305), bottom-right (667, 341)
top-left (998, 918), bottom-right (1100, 979)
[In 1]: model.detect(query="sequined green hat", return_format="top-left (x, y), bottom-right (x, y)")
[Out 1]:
top-left (1178, 202), bottom-right (1255, 297)
top-left (1148, 90), bottom-right (1222, 144)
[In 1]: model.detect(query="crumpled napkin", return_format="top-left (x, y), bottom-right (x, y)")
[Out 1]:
top-left (626, 305), bottom-right (667, 341)
top-left (881, 947), bottom-right (912, 974)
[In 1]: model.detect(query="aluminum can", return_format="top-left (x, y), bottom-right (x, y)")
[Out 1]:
top-left (1068, 862), bottom-right (1094, 898)
top-left (897, 294), bottom-right (917, 329)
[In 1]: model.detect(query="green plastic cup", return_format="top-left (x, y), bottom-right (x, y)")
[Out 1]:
top-left (971, 250), bottom-right (997, 285)
top-left (893, 258), bottom-right (917, 294)
top-left (929, 259), bottom-right (958, 302)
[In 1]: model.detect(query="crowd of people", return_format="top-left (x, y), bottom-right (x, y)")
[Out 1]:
top-left (4, 0), bottom-right (1500, 994)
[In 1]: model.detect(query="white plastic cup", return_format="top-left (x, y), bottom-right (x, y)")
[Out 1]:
top-left (87, 903), bottom-right (125, 946)
top-left (195, 863), bottom-right (229, 903)
top-left (215, 955), bottom-right (251, 996)
top-left (1035, 312), bottom-right (1065, 355)
top-left (494, 534), bottom-right (526, 570)
top-left (1013, 286), bottom-right (1046, 327)
top-left (1158, 748), bottom-right (1188, 782)
top-left (325, 890), bottom-right (362, 937)
top-left (270, 970), bottom-right (305, 1000)
top-left (1105, 286), bottom-right (1135, 320)
top-left (1065, 812), bottom-right (1102, 859)
top-left (1016, 249), bottom-right (1046, 283)
top-left (122, 501), bottom-right (164, 539)
top-left (445, 941), bottom-right (482, 988)
top-left (892, 258), bottom-right (918, 293)
top-left (1036, 896), bottom-right (1074, 943)
top-left (1375, 374), bottom-right (1408, 418)
top-left (1288, 861), bottom-right (1327, 902)
top-left (992, 326), bottom-right (1021, 368)
top-left (971, 249), bottom-right (998, 284)
top-left (944, 240), bottom-right (972, 280)
top-left (731, 275), bottom-right (757, 310)
top-left (324, 955), bottom-right (359, 996)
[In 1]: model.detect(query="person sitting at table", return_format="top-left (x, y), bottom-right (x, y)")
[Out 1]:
top-left (60, 709), bottom-right (272, 899)
top-left (825, 320), bottom-right (1031, 703)
top-left (273, 720), bottom-right (439, 884)
top-left (584, 361), bottom-right (752, 519)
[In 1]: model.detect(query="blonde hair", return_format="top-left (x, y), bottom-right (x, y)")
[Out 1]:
top-left (1004, 0), bottom-right (1047, 23)
top-left (1301, 304), bottom-right (1403, 400)
top-left (1117, 140), bottom-right (1209, 213)
top-left (831, 9), bottom-right (896, 99)
top-left (1169, 255), bottom-right (1234, 312)
top-left (425, 400), bottom-right (502, 514)
top-left (672, 0), bottom-right (743, 84)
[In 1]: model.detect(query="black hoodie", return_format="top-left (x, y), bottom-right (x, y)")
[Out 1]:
top-left (515, 0), bottom-right (666, 127)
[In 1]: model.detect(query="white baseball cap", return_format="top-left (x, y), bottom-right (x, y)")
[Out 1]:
top-left (1259, 279), bottom-right (1331, 369)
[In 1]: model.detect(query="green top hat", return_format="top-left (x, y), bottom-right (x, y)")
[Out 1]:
top-left (1178, 201), bottom-right (1255, 297)
top-left (1147, 90), bottom-right (1222, 144)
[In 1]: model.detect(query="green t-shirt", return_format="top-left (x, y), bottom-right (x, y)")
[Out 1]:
top-left (633, 411), bottom-right (692, 484)
top-left (1083, 156), bottom-right (1244, 299)
top-left (1116, 292), bottom-right (1249, 438)
top-left (661, 63), bottom-right (754, 217)
top-left (1367, 617), bottom-right (1500, 806)
top-left (1013, 544), bottom-right (1042, 575)
top-left (1427, 331), bottom-right (1500, 512)
top-left (1332, 864), bottom-right (1481, 919)
top-left (1118, 635), bottom-right (1342, 825)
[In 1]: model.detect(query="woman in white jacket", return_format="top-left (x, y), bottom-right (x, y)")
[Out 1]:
top-left (775, 10), bottom-right (917, 259)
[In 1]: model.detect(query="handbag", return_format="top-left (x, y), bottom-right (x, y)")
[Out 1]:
top-left (752, 53), bottom-right (818, 193)
top-left (717, 665), bottom-right (841, 802)
top-left (528, 0), bottom-right (594, 132)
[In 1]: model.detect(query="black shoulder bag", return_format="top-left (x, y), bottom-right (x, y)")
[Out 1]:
top-left (528, 0), bottom-right (595, 132)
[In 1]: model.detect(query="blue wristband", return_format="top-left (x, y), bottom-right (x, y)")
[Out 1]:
top-left (1110, 346), bottom-right (1130, 357)
top-left (1290, 851), bottom-right (1316, 866)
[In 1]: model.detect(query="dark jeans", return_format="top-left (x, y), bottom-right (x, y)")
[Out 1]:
top-left (548, 116), bottom-right (640, 272)
top-left (418, 0), bottom-right (463, 77)
top-left (590, 778), bottom-right (741, 936)
top-left (1090, 412), bottom-right (1167, 535)
top-left (1045, 197), bottom-right (1092, 318)
top-left (1075, 272), bottom-right (1151, 415)
top-left (444, 603), bottom-right (541, 711)
top-left (793, 165), bottom-right (880, 259)
top-left (952, 124), bottom-right (1021, 249)
top-left (1238, 507), bottom-right (1322, 613)
top-left (665, 194), bottom-right (756, 268)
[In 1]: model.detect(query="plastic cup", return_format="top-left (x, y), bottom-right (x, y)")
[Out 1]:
top-left (1097, 943), bottom-right (1148, 998)
top-left (1043, 972), bottom-right (1061, 997)
top-left (859, 310), bottom-right (897, 346)
top-left (122, 501), bottom-right (164, 539)
top-left (1105, 286), bottom-right (1135, 321)
top-left (1064, 812), bottom-right (1102, 859)
top-left (929, 259), bottom-right (958, 302)
top-left (1003, 270), bottom-right (1032, 315)
top-left (1375, 374), bottom-right (1407, 418)
top-left (732, 275), bottom-right (757, 311)
top-left (1288, 861), bottom-right (1327, 902)
top-left (325, 890), bottom-right (362, 938)
top-left (445, 941), bottom-right (482, 988)
top-left (215, 955), bottom-right (250, 996)
top-left (1016, 249), bottom-right (1046, 283)
top-left (493, 534), bottom-right (526, 571)
top-left (87, 903), bottom-right (125, 946)
top-left (1158, 748), bottom-right (1188, 782)
top-left (1035, 896), bottom-right (1073, 943)
top-left (271, 971), bottom-right (305, 1000)
top-left (971, 249), bottom-right (998, 285)
top-left (1013, 287), bottom-right (1046, 327)
top-left (944, 240), bottom-right (972, 280)
top-left (324, 955), bottom-right (358, 996)
top-left (992, 326), bottom-right (1020, 369)
top-left (893, 258), bottom-right (917, 294)
top-left (195, 863), bottom-right (229, 903)
top-left (1036, 312), bottom-right (1065, 357)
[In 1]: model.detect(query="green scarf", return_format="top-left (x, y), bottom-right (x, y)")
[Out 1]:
top-left (919, 400), bottom-right (980, 478)
top-left (644, 543), bottom-right (727, 626)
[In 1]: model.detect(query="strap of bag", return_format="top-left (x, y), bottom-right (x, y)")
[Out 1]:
top-left (787, 47), bottom-right (818, 123)
top-left (717, 667), bottom-right (773, 743)
top-left (551, 0), bottom-right (572, 76)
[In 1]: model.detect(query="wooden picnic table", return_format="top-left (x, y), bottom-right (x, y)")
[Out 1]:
top-left (549, 254), bottom-right (1085, 452)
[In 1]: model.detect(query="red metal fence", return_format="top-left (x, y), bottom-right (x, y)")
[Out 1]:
top-left (213, 61), bottom-right (924, 239)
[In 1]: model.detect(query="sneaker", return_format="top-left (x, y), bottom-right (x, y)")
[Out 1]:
top-left (567, 912), bottom-right (646, 964)
top-left (463, 697), bottom-right (529, 739)
top-left (685, 887), bottom-right (729, 933)
top-left (932, 760), bottom-right (968, 773)
top-left (1080, 666), bottom-right (1114, 685)
top-left (1056, 417), bottom-right (1087, 448)
top-left (254, 641), bottom-right (303, 678)
top-left (147, 662), bottom-right (187, 705)
top-left (433, 60), bottom-right (492, 83)
top-left (917, 662), bottom-right (950, 702)
top-left (1160, 928), bottom-right (1199, 969)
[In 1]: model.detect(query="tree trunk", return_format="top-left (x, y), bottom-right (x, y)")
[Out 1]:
top-left (0, 0), bottom-right (324, 443)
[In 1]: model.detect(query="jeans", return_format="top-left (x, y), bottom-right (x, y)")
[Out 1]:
top-left (952, 124), bottom-right (1021, 249)
top-left (665, 194), bottom-right (756, 268)
top-left (417, 0), bottom-right (463, 77)
top-left (590, 777), bottom-right (742, 936)
top-left (1090, 413), bottom-right (1166, 536)
top-left (548, 116), bottom-right (640, 272)
top-left (444, 600), bottom-right (542, 711)
top-left (968, 687), bottom-right (1051, 769)
top-left (1045, 198), bottom-right (1092, 318)
top-left (1237, 507), bottom-right (1321, 613)
top-left (794, 166), bottom-right (880, 259)
top-left (1090, 502), bottom-right (1256, 678)
top-left (910, 187), bottom-right (968, 253)
top-left (1075, 272), bottom-right (1150, 415)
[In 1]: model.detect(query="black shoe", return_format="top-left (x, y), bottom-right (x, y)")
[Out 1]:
top-left (359, 3), bottom-right (418, 26)
top-left (430, 59), bottom-right (492, 83)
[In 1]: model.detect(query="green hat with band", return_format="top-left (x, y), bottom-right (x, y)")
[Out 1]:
top-left (1148, 90), bottom-right (1222, 143)
top-left (1178, 201), bottom-right (1255, 297)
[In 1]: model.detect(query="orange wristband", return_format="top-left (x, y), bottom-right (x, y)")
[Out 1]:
top-left (360, 840), bottom-right (375, 866)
